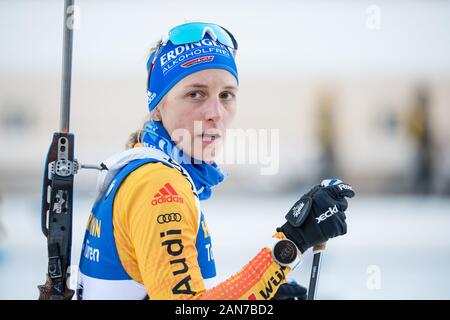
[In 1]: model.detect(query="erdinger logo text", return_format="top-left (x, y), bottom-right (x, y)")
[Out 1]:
top-left (152, 183), bottom-right (184, 206)
top-left (160, 38), bottom-right (229, 67)
top-left (159, 39), bottom-right (230, 75)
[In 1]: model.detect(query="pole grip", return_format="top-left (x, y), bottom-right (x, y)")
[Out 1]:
top-left (313, 242), bottom-right (327, 253)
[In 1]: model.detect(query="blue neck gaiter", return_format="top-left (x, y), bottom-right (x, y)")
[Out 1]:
top-left (141, 121), bottom-right (225, 201)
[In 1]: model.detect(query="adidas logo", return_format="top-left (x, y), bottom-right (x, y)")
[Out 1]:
top-left (151, 183), bottom-right (184, 206)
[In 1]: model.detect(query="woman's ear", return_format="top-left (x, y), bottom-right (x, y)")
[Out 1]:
top-left (151, 107), bottom-right (162, 121)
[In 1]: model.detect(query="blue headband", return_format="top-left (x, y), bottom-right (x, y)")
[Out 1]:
top-left (146, 34), bottom-right (239, 112)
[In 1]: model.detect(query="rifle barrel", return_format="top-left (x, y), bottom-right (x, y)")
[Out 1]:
top-left (60, 0), bottom-right (74, 133)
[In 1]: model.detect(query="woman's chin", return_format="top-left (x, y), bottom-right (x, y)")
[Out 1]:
top-left (203, 140), bottom-right (224, 162)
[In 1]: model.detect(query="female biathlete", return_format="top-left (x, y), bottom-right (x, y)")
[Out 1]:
top-left (77, 22), bottom-right (355, 300)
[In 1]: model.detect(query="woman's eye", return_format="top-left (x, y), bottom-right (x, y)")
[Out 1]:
top-left (188, 91), bottom-right (204, 99)
top-left (220, 91), bottom-right (236, 100)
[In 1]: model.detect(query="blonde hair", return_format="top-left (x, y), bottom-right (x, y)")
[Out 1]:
top-left (125, 40), bottom-right (163, 149)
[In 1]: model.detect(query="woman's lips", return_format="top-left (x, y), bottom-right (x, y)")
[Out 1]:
top-left (199, 132), bottom-right (222, 143)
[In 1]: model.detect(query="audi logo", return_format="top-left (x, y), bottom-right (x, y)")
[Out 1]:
top-left (157, 213), bottom-right (182, 224)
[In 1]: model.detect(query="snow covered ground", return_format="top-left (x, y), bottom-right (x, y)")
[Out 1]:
top-left (1, 191), bottom-right (450, 300)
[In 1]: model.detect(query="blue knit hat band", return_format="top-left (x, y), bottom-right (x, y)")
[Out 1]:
top-left (147, 34), bottom-right (238, 111)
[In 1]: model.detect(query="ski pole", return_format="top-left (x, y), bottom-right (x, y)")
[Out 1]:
top-left (307, 242), bottom-right (326, 300)
top-left (306, 178), bottom-right (344, 300)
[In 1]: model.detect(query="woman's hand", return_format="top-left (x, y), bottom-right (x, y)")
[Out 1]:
top-left (277, 180), bottom-right (355, 253)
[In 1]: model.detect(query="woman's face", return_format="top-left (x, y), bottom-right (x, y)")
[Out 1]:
top-left (158, 68), bottom-right (238, 162)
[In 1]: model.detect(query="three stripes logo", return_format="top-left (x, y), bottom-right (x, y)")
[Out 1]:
top-left (157, 213), bottom-right (182, 224)
top-left (152, 183), bottom-right (184, 206)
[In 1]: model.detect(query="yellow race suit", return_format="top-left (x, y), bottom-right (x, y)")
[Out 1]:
top-left (78, 147), bottom-right (290, 300)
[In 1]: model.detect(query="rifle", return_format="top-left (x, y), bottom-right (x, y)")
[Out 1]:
top-left (38, 0), bottom-right (76, 300)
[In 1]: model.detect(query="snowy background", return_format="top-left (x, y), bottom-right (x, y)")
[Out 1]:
top-left (1, 191), bottom-right (450, 299)
top-left (1, 0), bottom-right (450, 299)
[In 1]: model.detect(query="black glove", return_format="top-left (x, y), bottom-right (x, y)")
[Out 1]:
top-left (272, 281), bottom-right (307, 300)
top-left (277, 180), bottom-right (355, 253)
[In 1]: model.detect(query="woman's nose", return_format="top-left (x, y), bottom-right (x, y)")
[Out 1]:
top-left (203, 97), bottom-right (223, 122)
